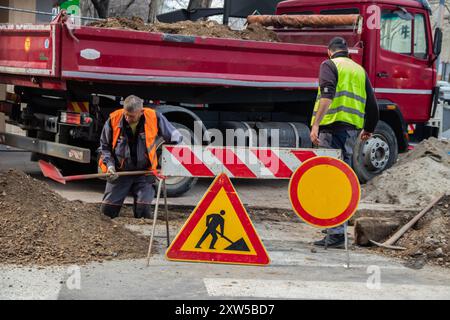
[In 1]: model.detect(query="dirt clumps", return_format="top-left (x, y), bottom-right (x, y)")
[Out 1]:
top-left (373, 195), bottom-right (450, 269)
top-left (89, 17), bottom-right (280, 42)
top-left (0, 170), bottom-right (148, 266)
top-left (360, 138), bottom-right (450, 268)
top-left (362, 138), bottom-right (450, 206)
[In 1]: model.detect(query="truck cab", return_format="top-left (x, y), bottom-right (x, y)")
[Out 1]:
top-left (276, 0), bottom-right (437, 181)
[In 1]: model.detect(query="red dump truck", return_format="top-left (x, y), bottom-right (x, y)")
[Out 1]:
top-left (0, 0), bottom-right (442, 196)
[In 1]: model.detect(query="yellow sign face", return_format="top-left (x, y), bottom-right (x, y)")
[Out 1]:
top-left (181, 188), bottom-right (257, 254)
top-left (297, 164), bottom-right (353, 220)
top-left (166, 173), bottom-right (270, 265)
top-left (289, 157), bottom-right (360, 228)
top-left (24, 37), bottom-right (31, 52)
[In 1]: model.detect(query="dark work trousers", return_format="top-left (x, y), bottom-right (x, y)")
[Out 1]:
top-left (101, 175), bottom-right (155, 219)
top-left (319, 129), bottom-right (359, 234)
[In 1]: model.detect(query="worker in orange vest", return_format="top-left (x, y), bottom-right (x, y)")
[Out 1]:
top-left (98, 95), bottom-right (182, 219)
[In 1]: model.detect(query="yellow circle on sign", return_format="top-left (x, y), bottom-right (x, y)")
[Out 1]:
top-left (297, 164), bottom-right (352, 220)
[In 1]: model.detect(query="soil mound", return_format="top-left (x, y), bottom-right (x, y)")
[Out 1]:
top-left (89, 17), bottom-right (280, 42)
top-left (0, 170), bottom-right (148, 266)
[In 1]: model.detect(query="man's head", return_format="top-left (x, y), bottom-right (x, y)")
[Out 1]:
top-left (123, 95), bottom-right (144, 124)
top-left (220, 210), bottom-right (226, 215)
top-left (327, 37), bottom-right (349, 58)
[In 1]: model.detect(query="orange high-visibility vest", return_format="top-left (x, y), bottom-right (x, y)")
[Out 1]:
top-left (99, 108), bottom-right (158, 173)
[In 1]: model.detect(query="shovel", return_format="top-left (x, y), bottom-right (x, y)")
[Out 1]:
top-left (217, 231), bottom-right (250, 252)
top-left (38, 160), bottom-right (162, 184)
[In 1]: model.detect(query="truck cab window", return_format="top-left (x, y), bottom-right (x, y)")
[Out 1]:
top-left (414, 14), bottom-right (428, 59)
top-left (380, 10), bottom-right (412, 55)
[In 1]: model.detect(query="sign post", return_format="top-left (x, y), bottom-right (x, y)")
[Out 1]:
top-left (289, 156), bottom-right (361, 267)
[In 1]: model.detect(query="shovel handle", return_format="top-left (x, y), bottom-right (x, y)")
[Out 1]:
top-left (217, 231), bottom-right (233, 244)
top-left (64, 171), bottom-right (154, 182)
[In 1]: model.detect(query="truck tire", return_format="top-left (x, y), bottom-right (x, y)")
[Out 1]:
top-left (352, 121), bottom-right (398, 183)
top-left (156, 122), bottom-right (198, 197)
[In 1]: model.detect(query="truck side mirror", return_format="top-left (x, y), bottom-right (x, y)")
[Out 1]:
top-left (433, 28), bottom-right (442, 56)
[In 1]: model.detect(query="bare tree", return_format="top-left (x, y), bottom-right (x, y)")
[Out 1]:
top-left (188, 0), bottom-right (213, 10)
top-left (90, 0), bottom-right (109, 18)
top-left (119, 0), bottom-right (138, 16)
top-left (148, 0), bottom-right (164, 23)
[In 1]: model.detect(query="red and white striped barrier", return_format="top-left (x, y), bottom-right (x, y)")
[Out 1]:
top-left (408, 124), bottom-right (416, 135)
top-left (161, 145), bottom-right (342, 179)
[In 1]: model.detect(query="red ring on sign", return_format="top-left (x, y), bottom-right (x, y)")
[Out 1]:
top-left (289, 156), bottom-right (360, 228)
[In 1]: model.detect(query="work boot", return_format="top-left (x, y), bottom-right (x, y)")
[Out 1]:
top-left (101, 204), bottom-right (121, 219)
top-left (313, 234), bottom-right (345, 248)
top-left (134, 203), bottom-right (152, 219)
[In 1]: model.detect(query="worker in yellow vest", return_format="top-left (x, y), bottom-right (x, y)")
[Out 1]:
top-left (310, 37), bottom-right (379, 248)
top-left (98, 95), bottom-right (182, 219)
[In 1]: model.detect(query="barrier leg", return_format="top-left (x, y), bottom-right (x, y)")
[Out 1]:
top-left (163, 179), bottom-right (170, 247)
top-left (146, 178), bottom-right (163, 266)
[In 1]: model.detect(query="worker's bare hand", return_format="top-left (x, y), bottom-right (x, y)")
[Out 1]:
top-left (359, 130), bottom-right (372, 141)
top-left (310, 125), bottom-right (320, 146)
top-left (107, 166), bottom-right (119, 182)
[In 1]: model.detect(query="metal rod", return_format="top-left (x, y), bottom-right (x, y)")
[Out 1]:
top-left (0, 5), bottom-right (104, 21)
top-left (146, 178), bottom-right (163, 266)
top-left (344, 223), bottom-right (350, 269)
top-left (163, 179), bottom-right (170, 247)
top-left (223, 0), bottom-right (231, 25)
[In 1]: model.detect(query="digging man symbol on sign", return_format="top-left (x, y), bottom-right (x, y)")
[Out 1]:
top-left (195, 210), bottom-right (226, 250)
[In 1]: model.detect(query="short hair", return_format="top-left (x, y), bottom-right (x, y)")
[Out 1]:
top-left (328, 37), bottom-right (348, 53)
top-left (123, 95), bottom-right (143, 112)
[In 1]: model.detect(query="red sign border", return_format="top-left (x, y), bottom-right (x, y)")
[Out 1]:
top-left (166, 173), bottom-right (270, 265)
top-left (289, 156), bottom-right (360, 228)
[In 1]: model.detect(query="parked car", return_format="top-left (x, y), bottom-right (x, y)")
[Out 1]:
top-left (437, 81), bottom-right (450, 104)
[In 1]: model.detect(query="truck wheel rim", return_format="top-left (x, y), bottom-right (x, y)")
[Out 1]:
top-left (361, 135), bottom-right (390, 172)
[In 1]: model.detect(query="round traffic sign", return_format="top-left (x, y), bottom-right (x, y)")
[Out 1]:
top-left (289, 156), bottom-right (360, 228)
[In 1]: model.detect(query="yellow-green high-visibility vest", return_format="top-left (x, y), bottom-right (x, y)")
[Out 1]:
top-left (311, 57), bottom-right (367, 129)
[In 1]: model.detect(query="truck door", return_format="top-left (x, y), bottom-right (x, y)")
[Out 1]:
top-left (375, 6), bottom-right (434, 123)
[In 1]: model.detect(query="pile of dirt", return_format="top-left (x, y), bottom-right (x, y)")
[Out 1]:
top-left (89, 17), bottom-right (280, 42)
top-left (0, 170), bottom-right (149, 266)
top-left (362, 138), bottom-right (450, 206)
top-left (374, 195), bottom-right (450, 269)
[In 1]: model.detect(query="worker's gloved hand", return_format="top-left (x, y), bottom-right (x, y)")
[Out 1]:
top-left (359, 130), bottom-right (373, 141)
top-left (106, 166), bottom-right (119, 182)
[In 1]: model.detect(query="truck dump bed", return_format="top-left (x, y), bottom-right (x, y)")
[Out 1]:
top-left (0, 15), bottom-right (363, 92)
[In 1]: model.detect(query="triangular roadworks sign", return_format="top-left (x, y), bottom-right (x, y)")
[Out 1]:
top-left (166, 173), bottom-right (270, 265)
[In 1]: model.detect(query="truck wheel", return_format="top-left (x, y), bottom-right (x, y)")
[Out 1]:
top-left (156, 123), bottom-right (198, 197)
top-left (352, 121), bottom-right (398, 183)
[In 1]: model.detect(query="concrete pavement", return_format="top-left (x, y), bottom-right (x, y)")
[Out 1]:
top-left (1, 147), bottom-right (450, 300)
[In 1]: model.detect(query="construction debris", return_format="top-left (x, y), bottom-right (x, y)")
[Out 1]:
top-left (88, 17), bottom-right (280, 42)
top-left (362, 138), bottom-right (450, 206)
top-left (356, 138), bottom-right (450, 267)
top-left (0, 170), bottom-right (148, 266)
top-left (374, 195), bottom-right (450, 268)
